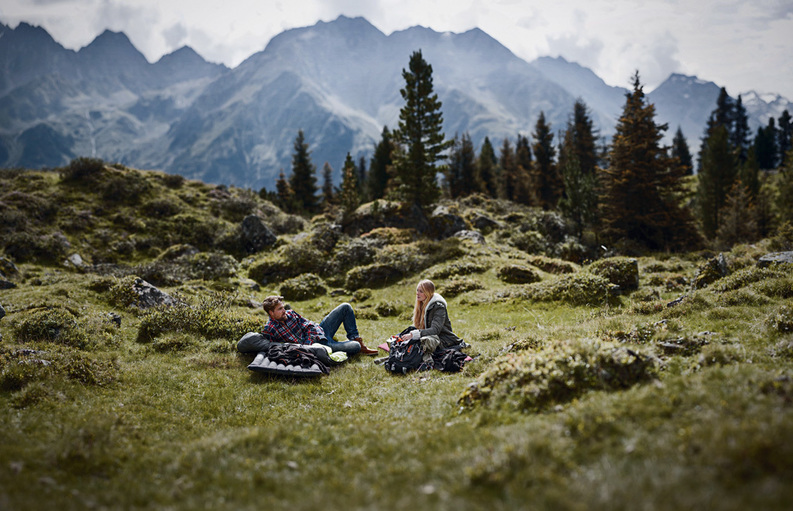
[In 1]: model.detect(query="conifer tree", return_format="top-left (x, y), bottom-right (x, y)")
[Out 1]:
top-left (778, 110), bottom-right (792, 166)
top-left (499, 137), bottom-right (516, 200)
top-left (755, 118), bottom-right (779, 170)
top-left (697, 124), bottom-right (737, 238)
top-left (321, 162), bottom-right (336, 208)
top-left (777, 147), bottom-right (793, 225)
top-left (715, 180), bottom-right (757, 249)
top-left (446, 132), bottom-right (478, 198)
top-left (532, 112), bottom-right (560, 210)
top-left (514, 134), bottom-right (534, 205)
top-left (368, 126), bottom-right (394, 201)
top-left (671, 126), bottom-right (694, 175)
top-left (570, 100), bottom-right (598, 175)
top-left (289, 130), bottom-right (319, 214)
top-left (731, 95), bottom-right (751, 163)
top-left (392, 50), bottom-right (452, 208)
top-left (357, 156), bottom-right (368, 201)
top-left (600, 72), bottom-right (698, 250)
top-left (339, 153), bottom-right (360, 218)
top-left (276, 170), bottom-right (296, 213)
top-left (478, 137), bottom-right (499, 198)
top-left (755, 173), bottom-right (776, 238)
top-left (739, 146), bottom-right (760, 198)
top-left (558, 127), bottom-right (597, 237)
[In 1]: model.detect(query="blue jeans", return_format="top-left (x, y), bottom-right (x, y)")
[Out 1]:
top-left (318, 303), bottom-right (361, 355)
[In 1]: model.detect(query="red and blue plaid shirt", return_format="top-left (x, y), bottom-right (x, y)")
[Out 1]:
top-left (262, 310), bottom-right (324, 345)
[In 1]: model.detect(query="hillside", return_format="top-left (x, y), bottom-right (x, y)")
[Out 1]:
top-left (1, 163), bottom-right (793, 510)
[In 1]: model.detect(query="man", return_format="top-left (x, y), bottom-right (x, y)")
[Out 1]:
top-left (239, 296), bottom-right (377, 356)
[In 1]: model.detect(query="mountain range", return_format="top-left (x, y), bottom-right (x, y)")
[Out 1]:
top-left (0, 15), bottom-right (789, 190)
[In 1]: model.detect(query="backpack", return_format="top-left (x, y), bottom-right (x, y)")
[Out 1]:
top-left (383, 337), bottom-right (424, 374)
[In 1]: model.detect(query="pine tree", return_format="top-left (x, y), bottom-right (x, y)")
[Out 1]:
top-left (446, 132), bottom-right (478, 198)
top-left (276, 170), bottom-right (296, 213)
top-left (558, 127), bottom-right (597, 237)
top-left (289, 130), bottom-right (319, 214)
top-left (478, 137), bottom-right (499, 198)
top-left (570, 100), bottom-right (598, 175)
top-left (697, 124), bottom-right (737, 238)
top-left (392, 50), bottom-right (452, 208)
top-left (321, 162), bottom-right (335, 207)
top-left (671, 126), bottom-right (694, 175)
top-left (499, 137), bottom-right (516, 200)
top-left (532, 112), bottom-right (560, 210)
top-left (715, 180), bottom-right (757, 249)
top-left (731, 95), bottom-right (751, 163)
top-left (357, 156), bottom-right (368, 201)
top-left (368, 126), bottom-right (394, 201)
top-left (777, 147), bottom-right (793, 225)
top-left (339, 153), bottom-right (360, 218)
top-left (600, 72), bottom-right (698, 251)
top-left (755, 117), bottom-right (779, 170)
top-left (739, 146), bottom-right (760, 198)
top-left (514, 134), bottom-right (534, 205)
top-left (777, 110), bottom-right (792, 166)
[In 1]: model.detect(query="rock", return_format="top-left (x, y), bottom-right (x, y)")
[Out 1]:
top-left (429, 205), bottom-right (467, 239)
top-left (757, 251), bottom-right (793, 268)
top-left (454, 230), bottom-right (486, 244)
top-left (240, 215), bottom-right (277, 254)
top-left (108, 312), bottom-right (122, 327)
top-left (132, 278), bottom-right (178, 308)
top-left (469, 213), bottom-right (501, 234)
top-left (693, 253), bottom-right (729, 289)
top-left (0, 256), bottom-right (19, 279)
top-left (238, 278), bottom-right (261, 291)
top-left (343, 200), bottom-right (429, 236)
top-left (0, 279), bottom-right (16, 290)
top-left (64, 253), bottom-right (84, 268)
top-left (0, 302), bottom-right (5, 320)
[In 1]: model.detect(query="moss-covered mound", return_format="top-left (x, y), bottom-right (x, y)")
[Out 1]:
top-left (279, 273), bottom-right (327, 301)
top-left (516, 273), bottom-right (612, 306)
top-left (497, 264), bottom-right (541, 284)
top-left (587, 256), bottom-right (640, 290)
top-left (459, 339), bottom-right (656, 412)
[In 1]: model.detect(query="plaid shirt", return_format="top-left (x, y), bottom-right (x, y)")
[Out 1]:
top-left (262, 310), bottom-right (324, 345)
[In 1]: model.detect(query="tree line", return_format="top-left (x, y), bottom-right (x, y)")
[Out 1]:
top-left (263, 51), bottom-right (793, 253)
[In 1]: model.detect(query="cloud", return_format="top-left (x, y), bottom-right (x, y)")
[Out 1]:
top-left (162, 22), bottom-right (187, 49)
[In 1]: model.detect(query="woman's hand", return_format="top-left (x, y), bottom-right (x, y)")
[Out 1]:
top-left (400, 333), bottom-right (412, 342)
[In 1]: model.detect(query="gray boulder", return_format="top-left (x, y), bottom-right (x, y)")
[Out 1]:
top-left (454, 230), bottom-right (486, 244)
top-left (132, 278), bottom-right (178, 308)
top-left (757, 251), bottom-right (793, 268)
top-left (240, 215), bottom-right (277, 254)
top-left (429, 205), bottom-right (467, 239)
top-left (0, 302), bottom-right (5, 321)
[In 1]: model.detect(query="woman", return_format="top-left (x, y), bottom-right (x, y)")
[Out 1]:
top-left (399, 279), bottom-right (463, 349)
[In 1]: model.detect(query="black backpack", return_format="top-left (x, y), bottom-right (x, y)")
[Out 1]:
top-left (383, 337), bottom-right (424, 374)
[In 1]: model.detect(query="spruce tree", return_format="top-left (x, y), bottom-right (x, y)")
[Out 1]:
top-left (600, 72), bottom-right (697, 251)
top-left (671, 126), bottom-right (694, 175)
top-left (755, 118), bottom-right (779, 170)
top-left (478, 137), bottom-right (499, 198)
top-left (715, 180), bottom-right (757, 249)
top-left (697, 124), bottom-right (737, 238)
top-left (392, 50), bottom-right (452, 208)
top-left (276, 170), bottom-right (296, 213)
top-left (289, 130), bottom-right (319, 214)
top-left (739, 146), bottom-right (760, 198)
top-left (514, 134), bottom-right (534, 205)
top-left (357, 156), bottom-right (368, 201)
top-left (559, 127), bottom-right (597, 237)
top-left (778, 110), bottom-right (792, 166)
top-left (321, 162), bottom-right (335, 208)
top-left (777, 147), bottom-right (793, 225)
top-left (731, 95), bottom-right (751, 163)
top-left (446, 132), bottom-right (478, 198)
top-left (499, 137), bottom-right (516, 200)
top-left (368, 126), bottom-right (394, 201)
top-left (532, 112), bottom-right (560, 210)
top-left (570, 100), bottom-right (598, 175)
top-left (339, 153), bottom-right (360, 218)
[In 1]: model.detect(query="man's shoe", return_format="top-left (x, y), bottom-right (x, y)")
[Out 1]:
top-left (354, 337), bottom-right (378, 356)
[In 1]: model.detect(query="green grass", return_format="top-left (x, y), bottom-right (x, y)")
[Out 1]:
top-left (2, 168), bottom-right (793, 510)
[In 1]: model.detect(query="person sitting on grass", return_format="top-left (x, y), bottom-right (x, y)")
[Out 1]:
top-left (399, 279), bottom-right (465, 349)
top-left (240, 295), bottom-right (377, 356)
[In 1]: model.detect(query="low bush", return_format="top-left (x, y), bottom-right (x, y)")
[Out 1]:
top-left (459, 339), bottom-right (656, 412)
top-left (280, 273), bottom-right (327, 301)
top-left (516, 273), bottom-right (611, 306)
top-left (2, 231), bottom-right (71, 264)
top-left (0, 345), bottom-right (118, 391)
top-left (525, 255), bottom-right (577, 274)
top-left (712, 266), bottom-right (787, 293)
top-left (375, 300), bottom-right (408, 317)
top-left (442, 276), bottom-right (484, 298)
top-left (768, 303), bottom-right (793, 333)
top-left (59, 157), bottom-right (105, 183)
top-left (497, 264), bottom-right (541, 284)
top-left (345, 263), bottom-right (404, 291)
top-left (754, 277), bottom-right (793, 299)
top-left (428, 260), bottom-right (487, 280)
top-left (12, 307), bottom-right (88, 349)
top-left (587, 257), bottom-right (639, 290)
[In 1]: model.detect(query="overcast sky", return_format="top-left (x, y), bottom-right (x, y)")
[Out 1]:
top-left (2, 0), bottom-right (792, 99)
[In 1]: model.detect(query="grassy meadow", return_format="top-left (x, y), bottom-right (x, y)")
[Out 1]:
top-left (1, 163), bottom-right (793, 510)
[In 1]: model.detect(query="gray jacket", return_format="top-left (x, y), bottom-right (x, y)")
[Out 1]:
top-left (410, 294), bottom-right (463, 349)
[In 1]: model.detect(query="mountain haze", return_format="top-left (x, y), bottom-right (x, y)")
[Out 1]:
top-left (0, 16), bottom-right (787, 189)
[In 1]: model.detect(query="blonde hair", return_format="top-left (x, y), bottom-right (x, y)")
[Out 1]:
top-left (412, 279), bottom-right (435, 329)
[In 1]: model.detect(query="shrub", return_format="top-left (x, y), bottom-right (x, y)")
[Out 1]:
top-left (516, 273), bottom-right (611, 306)
top-left (142, 198), bottom-right (182, 219)
top-left (59, 157), bottom-right (105, 182)
top-left (754, 277), bottom-right (793, 299)
top-left (13, 307), bottom-right (88, 349)
top-left (162, 173), bottom-right (185, 189)
top-left (459, 339), bottom-right (656, 412)
top-left (442, 276), bottom-right (484, 298)
top-left (375, 300), bottom-right (409, 317)
top-left (0, 345), bottom-right (118, 391)
top-left (101, 172), bottom-right (151, 204)
top-left (525, 255), bottom-right (577, 274)
top-left (136, 294), bottom-right (261, 343)
top-left (768, 303), bottom-right (793, 333)
top-left (587, 257), bottom-right (639, 290)
top-left (712, 266), bottom-right (787, 293)
top-left (362, 227), bottom-right (416, 245)
top-left (698, 343), bottom-right (744, 367)
top-left (345, 263), bottom-right (404, 291)
top-left (280, 273), bottom-right (327, 301)
top-left (2, 231), bottom-right (71, 264)
top-left (186, 252), bottom-right (238, 280)
top-left (428, 260), bottom-right (487, 280)
top-left (497, 264), bottom-right (541, 284)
